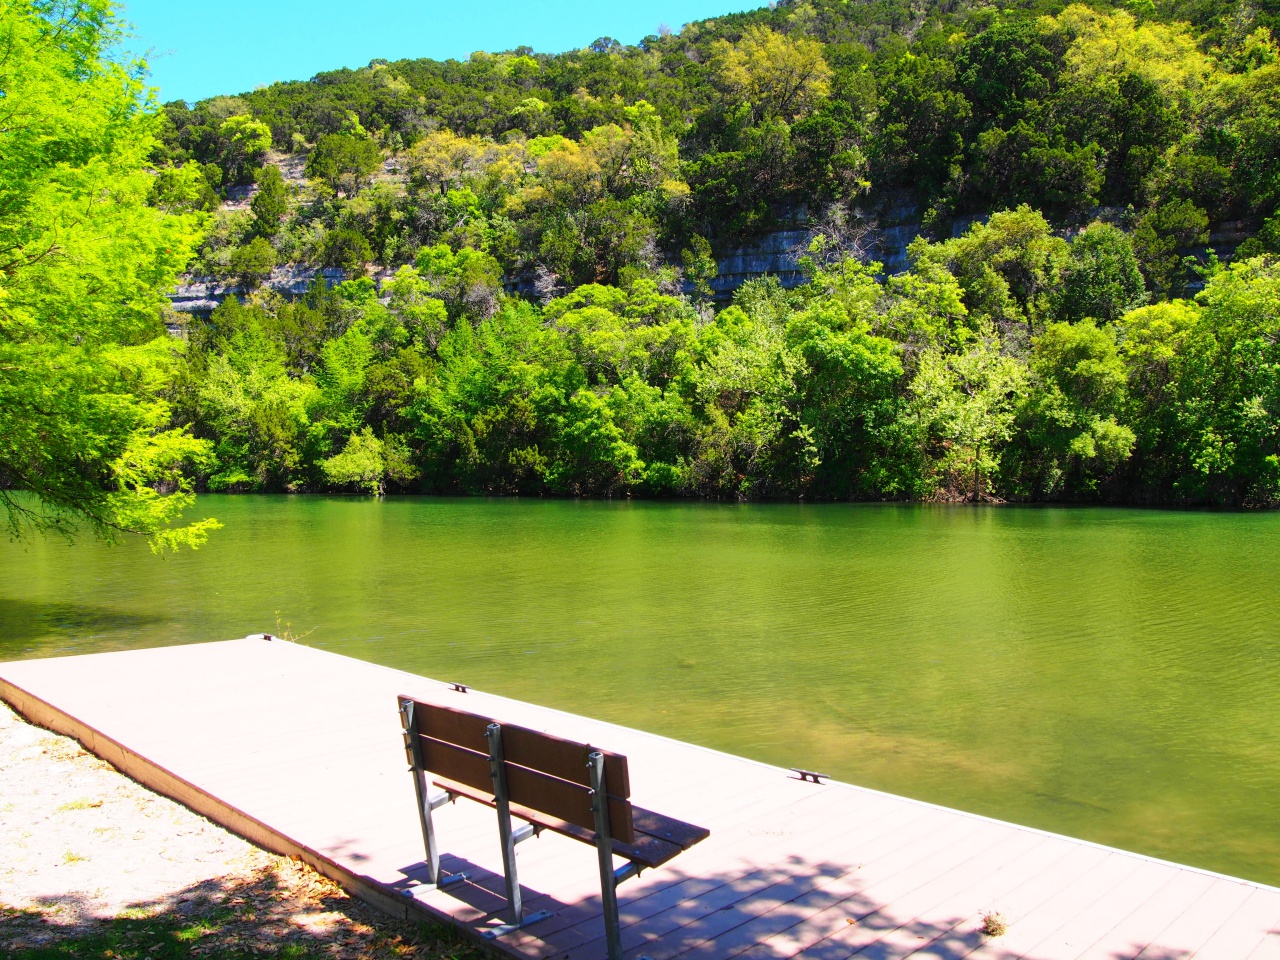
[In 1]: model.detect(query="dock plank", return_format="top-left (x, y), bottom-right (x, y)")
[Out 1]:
top-left (1, 636), bottom-right (1276, 960)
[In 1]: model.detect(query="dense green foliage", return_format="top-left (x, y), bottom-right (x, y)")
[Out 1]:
top-left (160, 0), bottom-right (1280, 269)
top-left (9, 0), bottom-right (1280, 525)
top-left (171, 217), bottom-right (1280, 504)
top-left (146, 0), bottom-right (1280, 505)
top-left (0, 0), bottom-right (217, 547)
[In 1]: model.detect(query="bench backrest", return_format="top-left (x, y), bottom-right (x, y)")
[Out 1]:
top-left (401, 698), bottom-right (635, 844)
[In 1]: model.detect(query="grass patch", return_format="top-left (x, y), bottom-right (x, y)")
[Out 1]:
top-left (1, 910), bottom-right (488, 959)
top-left (2, 862), bottom-right (494, 960)
top-left (980, 910), bottom-right (1009, 937)
top-left (55, 799), bottom-right (103, 812)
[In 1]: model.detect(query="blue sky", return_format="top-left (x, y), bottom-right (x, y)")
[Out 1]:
top-left (121, 1), bottom-right (759, 104)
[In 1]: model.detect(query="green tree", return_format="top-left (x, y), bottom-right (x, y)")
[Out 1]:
top-left (218, 114), bottom-right (272, 185)
top-left (404, 130), bottom-right (485, 196)
top-left (1009, 321), bottom-right (1135, 496)
top-left (321, 426), bottom-right (416, 495)
top-left (305, 133), bottom-right (382, 195)
top-left (0, 0), bottom-right (216, 549)
top-left (190, 299), bottom-right (316, 492)
top-left (910, 332), bottom-right (1028, 500)
top-left (250, 165), bottom-right (289, 237)
top-left (1133, 199), bottom-right (1209, 298)
top-left (682, 236), bottom-right (718, 306)
top-left (1059, 222), bottom-right (1146, 323)
top-left (415, 244), bottom-right (504, 320)
top-left (384, 267), bottom-right (450, 351)
top-left (956, 21), bottom-right (1056, 127)
top-left (229, 237), bottom-right (278, 288)
top-left (711, 26), bottom-right (832, 123)
top-left (784, 302), bottom-right (910, 496)
top-left (911, 206), bottom-right (1070, 342)
top-left (318, 228), bottom-right (373, 273)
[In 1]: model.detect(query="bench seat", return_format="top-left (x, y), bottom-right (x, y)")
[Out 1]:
top-left (433, 774), bottom-right (710, 869)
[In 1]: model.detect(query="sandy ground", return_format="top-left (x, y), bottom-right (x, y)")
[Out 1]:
top-left (0, 699), bottom-right (274, 918)
top-left (0, 699), bottom-right (483, 957)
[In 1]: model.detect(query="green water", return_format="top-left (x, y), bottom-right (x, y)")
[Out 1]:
top-left (2, 497), bottom-right (1278, 885)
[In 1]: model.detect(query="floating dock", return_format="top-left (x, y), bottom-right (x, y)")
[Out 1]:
top-left (2, 637), bottom-right (1277, 960)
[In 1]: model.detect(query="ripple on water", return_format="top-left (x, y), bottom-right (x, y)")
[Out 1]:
top-left (2, 498), bottom-right (1279, 884)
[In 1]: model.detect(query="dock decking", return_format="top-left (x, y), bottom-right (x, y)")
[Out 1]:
top-left (1, 636), bottom-right (1277, 960)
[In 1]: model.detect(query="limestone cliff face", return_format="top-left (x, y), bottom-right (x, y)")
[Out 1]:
top-left (708, 204), bottom-right (1250, 299)
top-left (708, 195), bottom-right (929, 297)
top-left (168, 200), bottom-right (1251, 316)
top-left (169, 266), bottom-right (349, 320)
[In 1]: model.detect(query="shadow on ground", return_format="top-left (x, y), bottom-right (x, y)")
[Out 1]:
top-left (0, 860), bottom-right (492, 960)
top-left (387, 849), bottom-right (1233, 960)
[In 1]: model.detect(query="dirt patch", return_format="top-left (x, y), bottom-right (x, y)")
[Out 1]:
top-left (0, 699), bottom-right (488, 959)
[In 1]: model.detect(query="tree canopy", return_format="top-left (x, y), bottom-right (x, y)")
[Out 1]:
top-left (0, 0), bottom-right (216, 548)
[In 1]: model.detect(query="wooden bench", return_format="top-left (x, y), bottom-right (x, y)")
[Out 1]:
top-left (398, 695), bottom-right (710, 959)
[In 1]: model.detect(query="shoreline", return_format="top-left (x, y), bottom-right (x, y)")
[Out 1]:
top-left (0, 699), bottom-right (485, 959)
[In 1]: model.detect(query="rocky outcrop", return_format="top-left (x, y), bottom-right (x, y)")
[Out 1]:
top-left (168, 196), bottom-right (1255, 319)
top-left (706, 194), bottom-right (927, 298)
top-left (705, 199), bottom-right (1253, 302)
top-left (169, 266), bottom-right (348, 320)
top-left (709, 229), bottom-right (812, 297)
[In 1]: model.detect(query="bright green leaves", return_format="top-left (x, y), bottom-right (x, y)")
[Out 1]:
top-left (910, 207), bottom-right (1071, 341)
top-left (219, 115), bottom-right (272, 184)
top-left (322, 427), bottom-right (416, 495)
top-left (414, 245), bottom-right (504, 320)
top-left (909, 333), bottom-right (1029, 501)
top-left (1009, 321), bottom-right (1135, 496)
top-left (0, 1), bottom-right (213, 549)
top-left (0, 4), bottom-right (202, 346)
top-left (305, 133), bottom-right (381, 196)
top-left (710, 26), bottom-right (833, 125)
top-left (783, 307), bottom-right (909, 495)
top-left (546, 280), bottom-right (696, 389)
top-left (0, 338), bottom-right (218, 549)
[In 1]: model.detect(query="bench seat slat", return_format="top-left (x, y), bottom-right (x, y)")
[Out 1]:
top-left (632, 806), bottom-right (711, 850)
top-left (432, 776), bottom-right (694, 869)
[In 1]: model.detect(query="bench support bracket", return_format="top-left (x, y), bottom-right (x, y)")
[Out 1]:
top-left (481, 909), bottom-right (554, 940)
top-left (488, 721), bottom-right (548, 930)
top-left (589, 750), bottom-right (626, 960)
top-left (512, 822), bottom-right (541, 845)
top-left (400, 699), bottom-right (446, 886)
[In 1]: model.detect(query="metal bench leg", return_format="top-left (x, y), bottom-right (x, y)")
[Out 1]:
top-left (399, 700), bottom-right (467, 890)
top-left (483, 722), bottom-right (551, 939)
top-left (589, 751), bottom-right (625, 960)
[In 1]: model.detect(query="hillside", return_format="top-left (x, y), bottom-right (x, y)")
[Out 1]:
top-left (159, 0), bottom-right (1280, 275)
top-left (144, 0), bottom-right (1280, 505)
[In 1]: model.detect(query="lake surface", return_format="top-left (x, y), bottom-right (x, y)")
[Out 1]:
top-left (2, 497), bottom-right (1278, 885)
